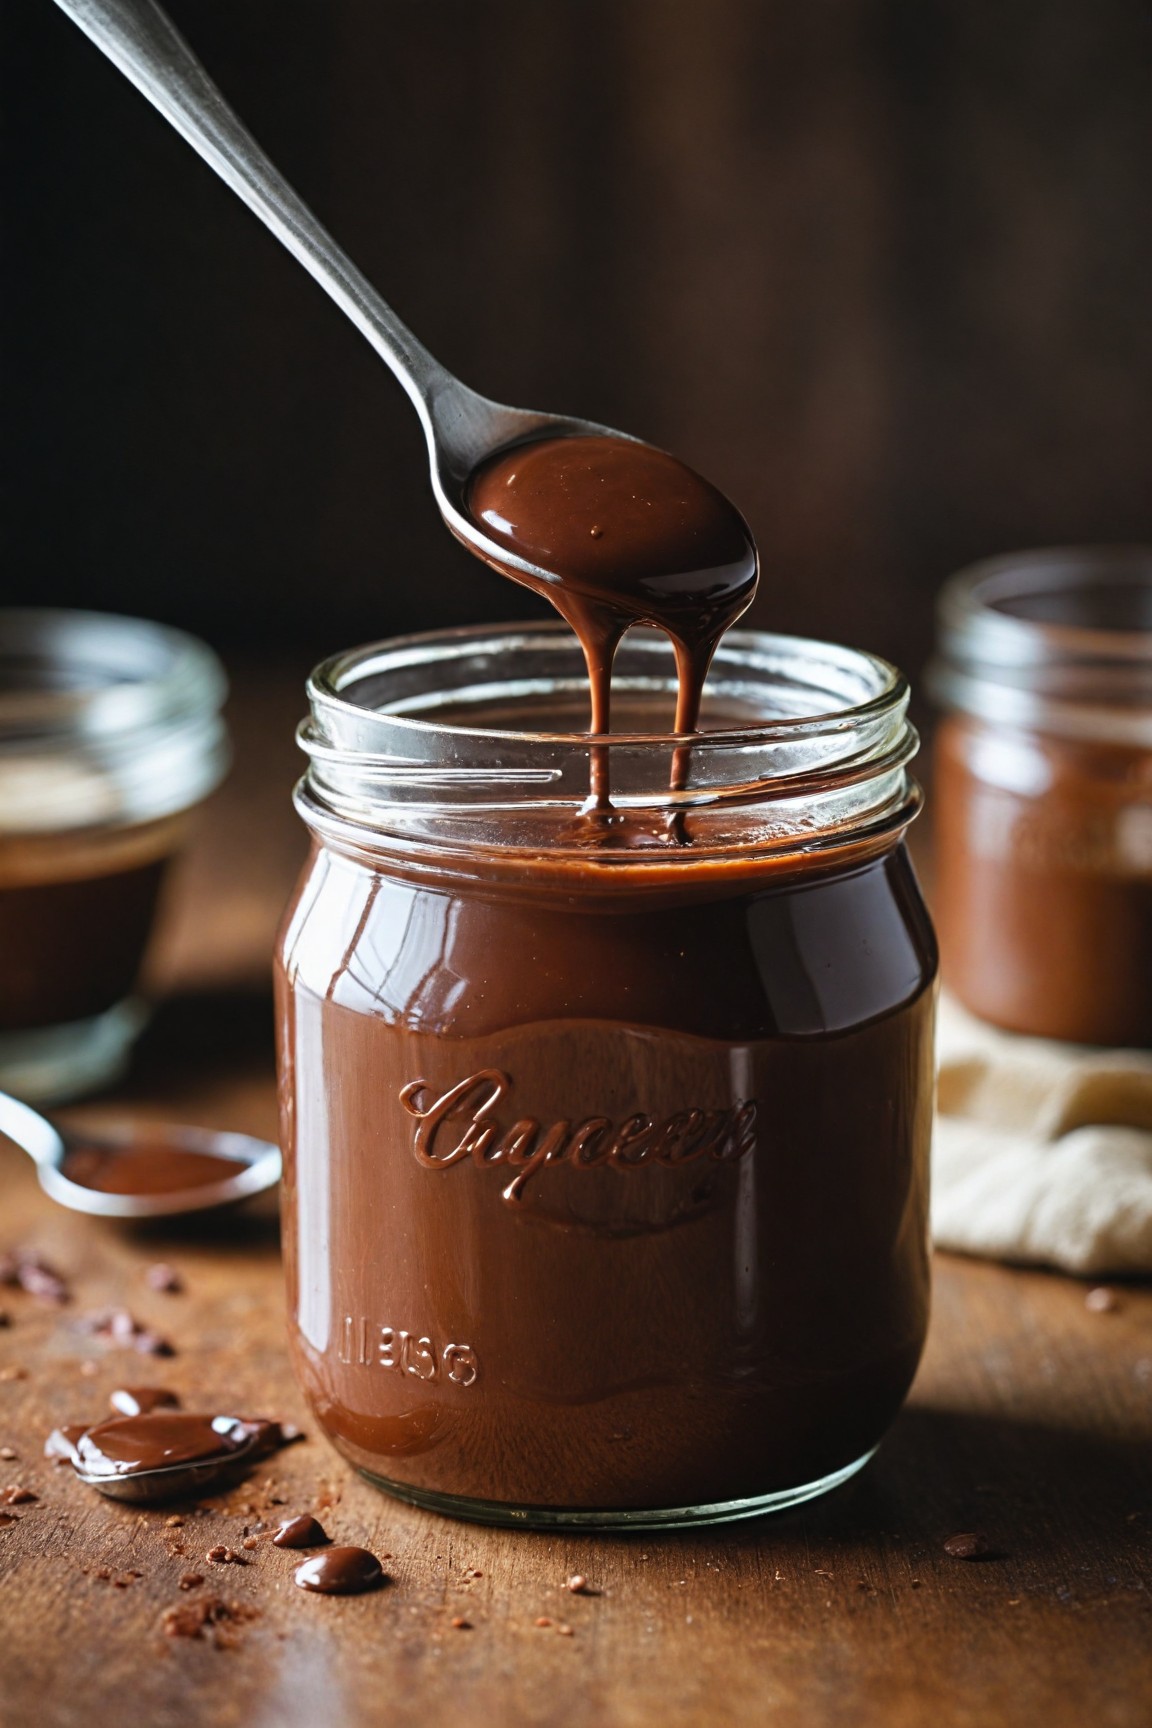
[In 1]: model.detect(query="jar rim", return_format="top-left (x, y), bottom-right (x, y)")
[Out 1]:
top-left (306, 619), bottom-right (908, 749)
top-left (297, 623), bottom-right (920, 871)
top-left (937, 546), bottom-right (1152, 667)
top-left (0, 607), bottom-right (228, 743)
top-left (930, 546), bottom-right (1152, 744)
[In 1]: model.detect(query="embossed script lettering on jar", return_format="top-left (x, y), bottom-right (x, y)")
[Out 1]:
top-left (399, 1069), bottom-right (758, 1207)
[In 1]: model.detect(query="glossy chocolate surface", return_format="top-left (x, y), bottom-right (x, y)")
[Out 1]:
top-left (278, 840), bottom-right (935, 1511)
top-left (273, 1514), bottom-right (329, 1549)
top-left (469, 435), bottom-right (757, 805)
top-left (73, 1413), bottom-right (267, 1479)
top-left (294, 1547), bottom-right (383, 1594)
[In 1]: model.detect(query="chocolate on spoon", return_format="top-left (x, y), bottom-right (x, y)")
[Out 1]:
top-left (0, 1087), bottom-right (281, 1219)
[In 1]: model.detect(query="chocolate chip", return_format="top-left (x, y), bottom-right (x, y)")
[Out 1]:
top-left (145, 1264), bottom-right (184, 1294)
top-left (942, 1531), bottom-right (989, 1560)
top-left (0, 1249), bottom-right (70, 1304)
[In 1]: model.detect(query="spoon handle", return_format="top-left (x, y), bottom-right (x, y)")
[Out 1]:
top-left (0, 1088), bottom-right (67, 1169)
top-left (52, 0), bottom-right (448, 430)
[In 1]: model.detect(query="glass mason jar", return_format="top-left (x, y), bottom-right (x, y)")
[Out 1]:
top-left (0, 609), bottom-right (229, 1102)
top-left (276, 622), bottom-right (937, 1528)
top-left (930, 548), bottom-right (1152, 1046)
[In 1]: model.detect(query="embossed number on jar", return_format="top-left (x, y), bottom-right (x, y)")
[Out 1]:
top-left (338, 1316), bottom-right (479, 1386)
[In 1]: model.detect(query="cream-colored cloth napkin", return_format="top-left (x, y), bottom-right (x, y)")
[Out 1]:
top-left (933, 993), bottom-right (1152, 1275)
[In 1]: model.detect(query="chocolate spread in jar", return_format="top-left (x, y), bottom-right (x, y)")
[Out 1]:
top-left (0, 810), bottom-right (196, 1037)
top-left (278, 839), bottom-right (935, 1513)
top-left (935, 714), bottom-right (1152, 1045)
top-left (468, 435), bottom-right (758, 807)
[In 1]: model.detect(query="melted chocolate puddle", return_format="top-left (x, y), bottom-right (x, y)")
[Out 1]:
top-left (468, 434), bottom-right (758, 819)
top-left (273, 1513), bottom-right (330, 1549)
top-left (294, 1547), bottom-right (384, 1595)
top-left (62, 1143), bottom-right (248, 1197)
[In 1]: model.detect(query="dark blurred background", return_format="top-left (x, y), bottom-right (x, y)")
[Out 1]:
top-left (3, 0), bottom-right (1151, 683)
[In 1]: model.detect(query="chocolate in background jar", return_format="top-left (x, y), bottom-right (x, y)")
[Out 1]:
top-left (930, 548), bottom-right (1152, 1046)
top-left (0, 610), bottom-right (228, 1104)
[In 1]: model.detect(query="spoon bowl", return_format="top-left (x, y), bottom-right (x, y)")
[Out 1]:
top-left (0, 1088), bottom-right (281, 1220)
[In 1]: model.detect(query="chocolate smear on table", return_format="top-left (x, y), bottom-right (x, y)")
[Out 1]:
top-left (108, 1386), bottom-right (181, 1417)
top-left (0, 1247), bottom-right (70, 1304)
top-left (294, 1546), bottom-right (384, 1595)
top-left (273, 1513), bottom-right (329, 1549)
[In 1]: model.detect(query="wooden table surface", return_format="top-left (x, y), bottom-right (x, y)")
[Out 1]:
top-left (1, 663), bottom-right (1149, 1728)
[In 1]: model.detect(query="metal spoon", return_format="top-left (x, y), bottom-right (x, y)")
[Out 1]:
top-left (51, 0), bottom-right (635, 596)
top-left (0, 1087), bottom-right (281, 1220)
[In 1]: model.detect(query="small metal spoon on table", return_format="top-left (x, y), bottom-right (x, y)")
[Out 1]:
top-left (51, 0), bottom-right (637, 600)
top-left (0, 1087), bottom-right (281, 1220)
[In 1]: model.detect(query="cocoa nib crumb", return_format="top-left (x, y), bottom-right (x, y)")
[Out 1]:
top-left (555, 1623), bottom-right (575, 1637)
top-left (179, 1572), bottom-right (204, 1591)
top-left (534, 1617), bottom-right (553, 1628)
top-left (0, 1511), bottom-right (19, 1527)
top-left (206, 1546), bottom-right (245, 1566)
top-left (0, 1447), bottom-right (16, 1461)
top-left (0, 1311), bottom-right (11, 1328)
top-left (144, 1264), bottom-right (183, 1295)
top-left (942, 1531), bottom-right (990, 1560)
top-left (450, 1617), bottom-right (472, 1630)
top-left (565, 1574), bottom-right (592, 1594)
top-left (0, 1485), bottom-right (38, 1505)
top-left (0, 1248), bottom-right (70, 1305)
top-left (0, 1366), bottom-right (27, 1382)
top-left (161, 1596), bottom-right (260, 1647)
top-left (77, 1309), bottom-right (174, 1357)
top-left (1085, 1286), bottom-right (1119, 1314)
